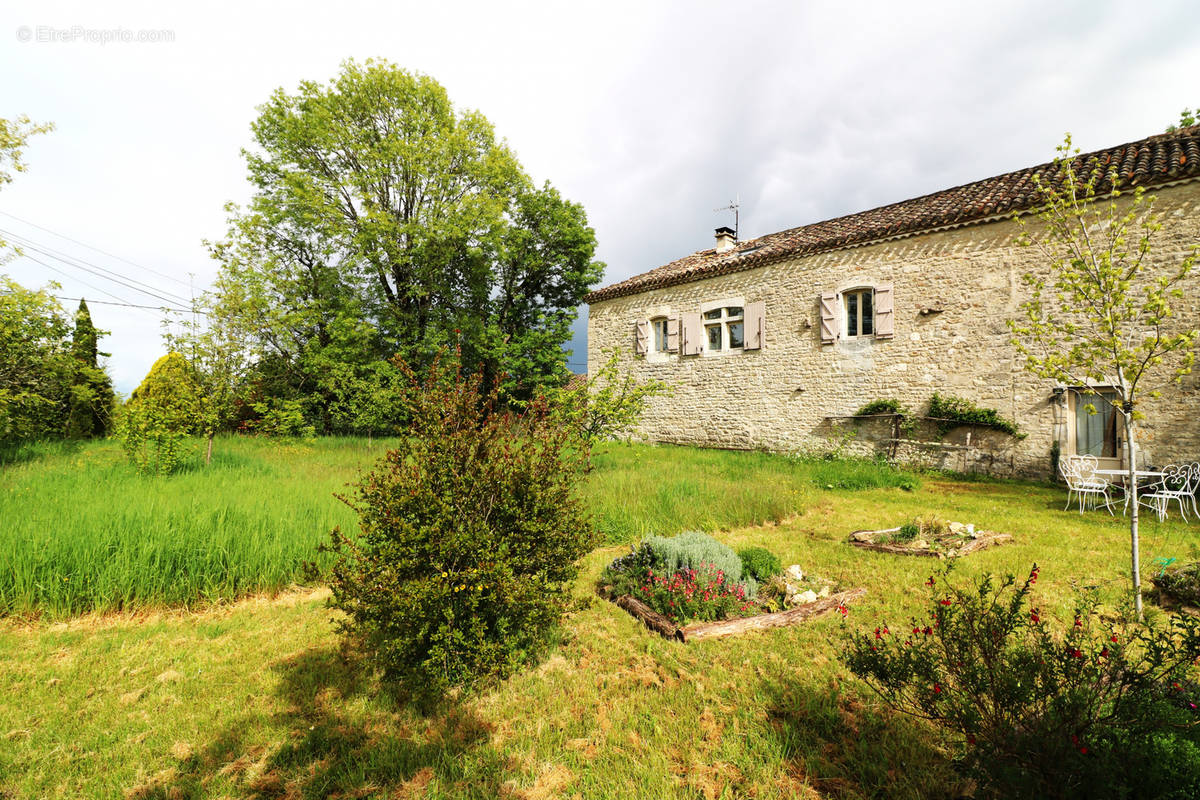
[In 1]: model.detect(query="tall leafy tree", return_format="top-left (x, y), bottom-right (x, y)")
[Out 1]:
top-left (65, 298), bottom-right (114, 438)
top-left (199, 60), bottom-right (601, 430)
top-left (0, 115), bottom-right (54, 258)
top-left (0, 277), bottom-right (73, 441)
top-left (1009, 134), bottom-right (1199, 616)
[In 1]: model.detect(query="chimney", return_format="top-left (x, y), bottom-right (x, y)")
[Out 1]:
top-left (714, 225), bottom-right (737, 253)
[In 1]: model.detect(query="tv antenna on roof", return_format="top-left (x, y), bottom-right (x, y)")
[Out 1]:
top-left (714, 194), bottom-right (739, 239)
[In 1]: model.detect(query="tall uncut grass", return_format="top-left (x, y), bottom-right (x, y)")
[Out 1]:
top-left (0, 436), bottom-right (922, 618)
top-left (0, 437), bottom-right (375, 618)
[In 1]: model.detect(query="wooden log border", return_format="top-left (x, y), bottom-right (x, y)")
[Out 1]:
top-left (611, 587), bottom-right (868, 643)
top-left (848, 529), bottom-right (1012, 559)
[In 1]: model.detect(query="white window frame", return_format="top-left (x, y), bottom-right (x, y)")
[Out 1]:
top-left (650, 316), bottom-right (669, 353)
top-left (842, 287), bottom-right (875, 339)
top-left (699, 298), bottom-right (745, 354)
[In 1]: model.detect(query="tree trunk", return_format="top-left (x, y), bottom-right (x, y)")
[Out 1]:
top-left (1124, 408), bottom-right (1143, 619)
top-left (206, 432), bottom-right (214, 466)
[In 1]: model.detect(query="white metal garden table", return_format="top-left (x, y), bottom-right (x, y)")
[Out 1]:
top-left (1093, 469), bottom-right (1165, 515)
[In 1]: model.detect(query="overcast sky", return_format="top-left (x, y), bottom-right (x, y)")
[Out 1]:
top-left (3, 0), bottom-right (1198, 393)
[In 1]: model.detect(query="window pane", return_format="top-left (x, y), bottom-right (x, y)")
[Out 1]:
top-left (1075, 392), bottom-right (1117, 457)
top-left (726, 306), bottom-right (743, 318)
top-left (846, 293), bottom-right (858, 336)
top-left (703, 309), bottom-right (722, 320)
top-left (862, 291), bottom-right (873, 336)
top-left (653, 319), bottom-right (667, 351)
top-left (706, 324), bottom-right (722, 350)
top-left (728, 321), bottom-right (744, 348)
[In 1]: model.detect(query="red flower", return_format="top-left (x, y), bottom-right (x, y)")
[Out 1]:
top-left (1074, 617), bottom-right (1082, 628)
top-left (1100, 648), bottom-right (1109, 658)
top-left (967, 734), bottom-right (976, 745)
top-left (933, 683), bottom-right (942, 694)
top-left (1030, 609), bottom-right (1041, 624)
top-left (875, 628), bottom-right (882, 640)
top-left (882, 626), bottom-right (889, 635)
top-left (939, 598), bottom-right (952, 606)
top-left (836, 604), bottom-right (848, 615)
top-left (923, 626), bottom-right (933, 636)
top-left (1111, 634), bottom-right (1119, 643)
top-left (925, 576), bottom-right (935, 587)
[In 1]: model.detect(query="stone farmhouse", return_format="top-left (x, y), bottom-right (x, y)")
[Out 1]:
top-left (584, 126), bottom-right (1200, 477)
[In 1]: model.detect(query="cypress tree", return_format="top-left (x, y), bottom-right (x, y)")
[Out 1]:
top-left (65, 298), bottom-right (114, 438)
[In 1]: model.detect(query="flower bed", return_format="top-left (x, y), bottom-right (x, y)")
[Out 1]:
top-left (599, 531), bottom-right (864, 641)
top-left (849, 515), bottom-right (1011, 558)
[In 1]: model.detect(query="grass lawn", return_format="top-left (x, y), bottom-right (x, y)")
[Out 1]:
top-left (1, 440), bottom-right (1196, 798)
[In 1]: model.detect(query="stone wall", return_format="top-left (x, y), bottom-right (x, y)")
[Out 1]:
top-left (587, 180), bottom-right (1200, 477)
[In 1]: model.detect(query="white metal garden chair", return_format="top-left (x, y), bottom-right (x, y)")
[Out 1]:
top-left (1139, 464), bottom-right (1200, 522)
top-left (1060, 454), bottom-right (1115, 515)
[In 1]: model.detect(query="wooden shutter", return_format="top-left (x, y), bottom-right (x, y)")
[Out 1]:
top-left (666, 314), bottom-right (680, 352)
top-left (680, 312), bottom-right (703, 356)
top-left (819, 292), bottom-right (837, 344)
top-left (743, 301), bottom-right (765, 350)
top-left (634, 318), bottom-right (649, 355)
top-left (874, 283), bottom-right (894, 339)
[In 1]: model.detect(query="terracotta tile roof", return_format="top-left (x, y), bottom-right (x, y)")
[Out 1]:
top-left (585, 125), bottom-right (1200, 304)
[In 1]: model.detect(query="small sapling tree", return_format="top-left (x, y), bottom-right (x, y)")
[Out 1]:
top-left (320, 352), bottom-right (596, 703)
top-left (547, 348), bottom-right (669, 467)
top-left (1008, 133), bottom-right (1199, 616)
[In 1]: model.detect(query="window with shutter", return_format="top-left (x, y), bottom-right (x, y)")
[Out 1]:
top-left (666, 314), bottom-right (680, 352)
top-left (819, 292), bottom-right (837, 343)
top-left (743, 301), bottom-right (765, 350)
top-left (634, 318), bottom-right (649, 355)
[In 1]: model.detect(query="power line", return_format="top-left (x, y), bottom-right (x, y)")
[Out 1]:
top-left (50, 295), bottom-right (200, 314)
top-left (6, 230), bottom-right (194, 306)
top-left (19, 253), bottom-right (160, 315)
top-left (0, 209), bottom-right (194, 288)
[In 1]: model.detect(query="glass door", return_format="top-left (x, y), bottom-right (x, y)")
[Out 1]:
top-left (1070, 389), bottom-right (1123, 470)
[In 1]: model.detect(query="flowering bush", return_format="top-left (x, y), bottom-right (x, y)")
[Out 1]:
top-left (842, 564), bottom-right (1200, 799)
top-left (634, 564), bottom-right (753, 625)
top-left (320, 352), bottom-right (594, 703)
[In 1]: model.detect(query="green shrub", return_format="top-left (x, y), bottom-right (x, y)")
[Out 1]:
top-left (843, 564), bottom-right (1200, 799)
top-left (1154, 562), bottom-right (1200, 606)
top-left (854, 398), bottom-right (909, 417)
top-left (927, 392), bottom-right (1021, 437)
top-left (641, 530), bottom-right (743, 584)
top-left (321, 354), bottom-right (595, 703)
top-left (738, 546), bottom-right (782, 583)
top-left (117, 352), bottom-right (204, 474)
top-left (250, 397), bottom-right (316, 438)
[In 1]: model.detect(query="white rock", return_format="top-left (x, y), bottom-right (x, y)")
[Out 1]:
top-left (797, 590), bottom-right (818, 604)
top-left (948, 521), bottom-right (967, 535)
top-left (819, 586), bottom-right (830, 598)
top-left (786, 565), bottom-right (804, 581)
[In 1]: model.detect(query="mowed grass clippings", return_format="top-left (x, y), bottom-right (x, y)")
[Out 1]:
top-left (2, 441), bottom-right (1196, 798)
